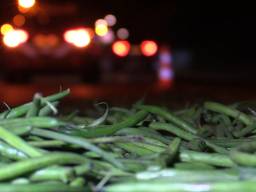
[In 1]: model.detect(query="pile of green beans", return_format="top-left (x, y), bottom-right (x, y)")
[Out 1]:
top-left (1, 90), bottom-right (256, 191)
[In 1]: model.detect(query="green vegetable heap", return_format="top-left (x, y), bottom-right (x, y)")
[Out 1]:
top-left (0, 89), bottom-right (256, 192)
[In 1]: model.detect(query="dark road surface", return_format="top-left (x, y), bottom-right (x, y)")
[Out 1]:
top-left (0, 81), bottom-right (255, 111)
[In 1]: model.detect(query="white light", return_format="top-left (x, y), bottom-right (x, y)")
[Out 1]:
top-left (64, 28), bottom-right (91, 48)
top-left (18, 0), bottom-right (36, 9)
top-left (3, 29), bottom-right (28, 48)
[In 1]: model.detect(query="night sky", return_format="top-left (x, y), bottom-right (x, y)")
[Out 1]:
top-left (1, 0), bottom-right (256, 71)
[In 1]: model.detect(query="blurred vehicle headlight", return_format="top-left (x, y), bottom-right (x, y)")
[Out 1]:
top-left (64, 28), bottom-right (91, 48)
top-left (3, 29), bottom-right (29, 48)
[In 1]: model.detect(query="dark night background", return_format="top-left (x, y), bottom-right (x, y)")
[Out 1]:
top-left (1, 0), bottom-right (256, 73)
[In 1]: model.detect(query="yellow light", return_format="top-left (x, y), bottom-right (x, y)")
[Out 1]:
top-left (1, 24), bottom-right (14, 35)
top-left (64, 28), bottom-right (91, 48)
top-left (18, 0), bottom-right (36, 9)
top-left (3, 29), bottom-right (29, 48)
top-left (13, 14), bottom-right (26, 27)
top-left (95, 24), bottom-right (108, 37)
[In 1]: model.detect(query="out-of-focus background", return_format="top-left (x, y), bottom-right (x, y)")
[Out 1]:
top-left (0, 0), bottom-right (256, 108)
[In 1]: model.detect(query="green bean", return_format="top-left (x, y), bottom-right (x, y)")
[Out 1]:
top-left (233, 123), bottom-right (256, 138)
top-left (0, 111), bottom-right (10, 120)
top-left (74, 163), bottom-right (92, 176)
top-left (0, 126), bottom-right (42, 157)
top-left (0, 89), bottom-right (70, 119)
top-left (204, 101), bottom-right (254, 125)
top-left (73, 110), bottom-right (148, 138)
top-left (26, 93), bottom-right (41, 117)
top-left (135, 169), bottom-right (238, 182)
top-left (0, 153), bottom-right (87, 181)
top-left (157, 138), bottom-right (181, 167)
top-left (230, 141), bottom-right (256, 167)
top-left (116, 128), bottom-right (170, 144)
top-left (87, 135), bottom-right (144, 144)
top-left (149, 122), bottom-right (198, 141)
top-left (116, 143), bottom-right (159, 156)
top-left (70, 177), bottom-right (85, 187)
top-left (28, 140), bottom-right (66, 148)
top-left (180, 150), bottom-right (235, 167)
top-left (203, 139), bottom-right (229, 154)
top-left (0, 117), bottom-right (65, 129)
top-left (0, 140), bottom-right (27, 160)
top-left (8, 126), bottom-right (32, 136)
top-left (86, 102), bottom-right (109, 127)
top-left (0, 183), bottom-right (84, 192)
top-left (39, 101), bottom-right (59, 117)
top-left (106, 181), bottom-right (256, 192)
top-left (31, 128), bottom-right (123, 168)
top-left (11, 178), bottom-right (30, 184)
top-left (136, 105), bottom-right (198, 134)
top-left (208, 138), bottom-right (255, 148)
top-left (30, 166), bottom-right (75, 183)
top-left (174, 162), bottom-right (215, 170)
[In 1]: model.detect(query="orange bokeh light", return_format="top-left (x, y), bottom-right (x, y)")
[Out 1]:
top-left (141, 40), bottom-right (158, 57)
top-left (112, 40), bottom-right (131, 57)
top-left (13, 14), bottom-right (26, 27)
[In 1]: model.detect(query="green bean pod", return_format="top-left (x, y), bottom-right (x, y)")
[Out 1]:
top-left (0, 152), bottom-right (88, 181)
top-left (136, 105), bottom-right (198, 134)
top-left (0, 126), bottom-right (42, 157)
top-left (0, 89), bottom-right (70, 119)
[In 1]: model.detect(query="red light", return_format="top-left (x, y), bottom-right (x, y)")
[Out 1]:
top-left (141, 40), bottom-right (158, 57)
top-left (112, 40), bottom-right (130, 57)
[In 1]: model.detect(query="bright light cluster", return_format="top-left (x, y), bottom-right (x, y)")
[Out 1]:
top-left (64, 28), bottom-right (91, 48)
top-left (2, 27), bottom-right (28, 48)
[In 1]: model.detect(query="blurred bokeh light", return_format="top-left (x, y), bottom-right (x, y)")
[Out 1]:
top-left (13, 14), bottom-right (26, 27)
top-left (117, 28), bottom-right (129, 40)
top-left (141, 40), bottom-right (158, 57)
top-left (0, 23), bottom-right (14, 35)
top-left (17, 0), bottom-right (36, 9)
top-left (64, 28), bottom-right (91, 48)
top-left (3, 29), bottom-right (28, 48)
top-left (112, 40), bottom-right (131, 57)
